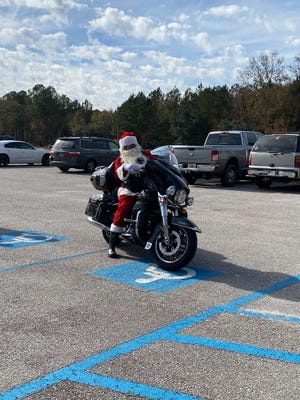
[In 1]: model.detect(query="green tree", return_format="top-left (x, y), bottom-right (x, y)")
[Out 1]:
top-left (28, 85), bottom-right (66, 144)
top-left (114, 92), bottom-right (156, 147)
top-left (90, 110), bottom-right (114, 138)
top-left (0, 91), bottom-right (29, 139)
top-left (148, 88), bottom-right (171, 145)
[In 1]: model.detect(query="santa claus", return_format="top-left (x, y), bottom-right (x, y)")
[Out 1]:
top-left (108, 131), bottom-right (154, 258)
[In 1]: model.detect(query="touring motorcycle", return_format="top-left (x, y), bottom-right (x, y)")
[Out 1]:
top-left (85, 147), bottom-right (201, 271)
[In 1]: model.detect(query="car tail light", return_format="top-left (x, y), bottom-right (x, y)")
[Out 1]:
top-left (211, 149), bottom-right (219, 161)
top-left (295, 155), bottom-right (300, 168)
top-left (67, 151), bottom-right (81, 157)
top-left (50, 150), bottom-right (55, 156)
top-left (248, 154), bottom-right (252, 165)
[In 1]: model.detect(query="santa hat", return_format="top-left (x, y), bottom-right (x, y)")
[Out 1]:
top-left (119, 131), bottom-right (138, 148)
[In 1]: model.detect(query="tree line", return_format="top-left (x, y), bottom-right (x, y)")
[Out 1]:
top-left (1, 51), bottom-right (300, 148)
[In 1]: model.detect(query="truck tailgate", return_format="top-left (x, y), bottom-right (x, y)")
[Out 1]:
top-left (173, 146), bottom-right (211, 164)
top-left (251, 152), bottom-right (295, 167)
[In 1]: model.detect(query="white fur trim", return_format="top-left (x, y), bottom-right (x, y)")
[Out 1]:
top-left (110, 223), bottom-right (123, 233)
top-left (118, 186), bottom-right (137, 196)
top-left (116, 164), bottom-right (128, 181)
top-left (119, 135), bottom-right (138, 148)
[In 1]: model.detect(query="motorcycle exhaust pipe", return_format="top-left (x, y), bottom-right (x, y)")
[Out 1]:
top-left (87, 216), bottom-right (110, 231)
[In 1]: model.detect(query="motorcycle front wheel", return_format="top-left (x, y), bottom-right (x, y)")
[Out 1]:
top-left (152, 225), bottom-right (197, 271)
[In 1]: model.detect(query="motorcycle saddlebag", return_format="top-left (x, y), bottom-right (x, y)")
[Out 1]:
top-left (85, 193), bottom-right (112, 218)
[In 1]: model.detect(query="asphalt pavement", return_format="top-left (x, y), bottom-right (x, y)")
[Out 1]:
top-left (0, 166), bottom-right (299, 400)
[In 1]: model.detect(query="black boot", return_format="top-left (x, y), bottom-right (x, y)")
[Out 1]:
top-left (108, 232), bottom-right (120, 258)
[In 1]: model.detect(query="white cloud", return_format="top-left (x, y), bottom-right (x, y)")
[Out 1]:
top-left (286, 36), bottom-right (300, 47)
top-left (89, 7), bottom-right (213, 53)
top-left (0, 27), bottom-right (67, 52)
top-left (284, 19), bottom-right (298, 33)
top-left (68, 42), bottom-right (122, 62)
top-left (0, 0), bottom-right (86, 25)
top-left (204, 4), bottom-right (249, 18)
top-left (0, 0), bottom-right (84, 10)
top-left (1, 1), bottom-right (300, 110)
top-left (192, 32), bottom-right (212, 53)
top-left (89, 7), bottom-right (169, 44)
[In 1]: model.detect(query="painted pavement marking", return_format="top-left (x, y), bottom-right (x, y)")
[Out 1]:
top-left (1, 274), bottom-right (299, 400)
top-left (90, 260), bottom-right (220, 292)
top-left (0, 249), bottom-right (106, 273)
top-left (0, 230), bottom-right (68, 249)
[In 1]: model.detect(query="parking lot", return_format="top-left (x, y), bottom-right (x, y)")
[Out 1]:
top-left (0, 166), bottom-right (299, 400)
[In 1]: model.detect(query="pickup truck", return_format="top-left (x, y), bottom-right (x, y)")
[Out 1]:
top-left (173, 130), bottom-right (263, 186)
top-left (248, 133), bottom-right (300, 188)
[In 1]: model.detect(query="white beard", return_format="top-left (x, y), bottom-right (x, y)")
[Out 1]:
top-left (121, 145), bottom-right (146, 165)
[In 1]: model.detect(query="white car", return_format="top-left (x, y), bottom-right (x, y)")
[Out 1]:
top-left (0, 140), bottom-right (50, 166)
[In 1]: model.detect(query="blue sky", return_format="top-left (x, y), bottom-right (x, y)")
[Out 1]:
top-left (1, 1), bottom-right (300, 110)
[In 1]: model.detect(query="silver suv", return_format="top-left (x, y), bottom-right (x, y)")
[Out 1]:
top-left (50, 136), bottom-right (119, 173)
top-left (248, 133), bottom-right (300, 188)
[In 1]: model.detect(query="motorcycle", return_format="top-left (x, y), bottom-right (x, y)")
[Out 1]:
top-left (85, 148), bottom-right (201, 271)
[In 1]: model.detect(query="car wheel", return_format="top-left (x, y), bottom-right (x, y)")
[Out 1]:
top-left (221, 164), bottom-right (239, 187)
top-left (0, 154), bottom-right (9, 166)
top-left (85, 159), bottom-right (97, 173)
top-left (255, 177), bottom-right (272, 189)
top-left (42, 154), bottom-right (50, 166)
top-left (185, 175), bottom-right (197, 185)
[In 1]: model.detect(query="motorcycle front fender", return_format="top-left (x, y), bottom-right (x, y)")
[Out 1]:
top-left (144, 217), bottom-right (201, 251)
top-left (171, 216), bottom-right (202, 233)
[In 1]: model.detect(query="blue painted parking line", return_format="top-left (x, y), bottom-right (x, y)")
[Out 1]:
top-left (0, 230), bottom-right (68, 249)
top-left (0, 249), bottom-right (106, 273)
top-left (70, 372), bottom-right (202, 400)
top-left (1, 274), bottom-right (299, 400)
top-left (90, 260), bottom-right (220, 292)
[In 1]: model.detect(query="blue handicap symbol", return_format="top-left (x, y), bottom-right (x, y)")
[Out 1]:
top-left (90, 260), bottom-right (220, 292)
top-left (0, 230), bottom-right (69, 249)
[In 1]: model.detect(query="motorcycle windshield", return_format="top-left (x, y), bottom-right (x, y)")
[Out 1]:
top-left (144, 159), bottom-right (189, 194)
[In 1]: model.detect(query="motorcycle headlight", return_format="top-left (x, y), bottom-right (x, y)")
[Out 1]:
top-left (174, 189), bottom-right (187, 205)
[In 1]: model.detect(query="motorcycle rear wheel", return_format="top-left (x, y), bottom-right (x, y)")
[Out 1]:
top-left (101, 213), bottom-right (121, 245)
top-left (152, 225), bottom-right (197, 271)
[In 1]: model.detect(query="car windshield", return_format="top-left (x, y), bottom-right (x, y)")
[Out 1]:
top-left (53, 139), bottom-right (76, 150)
top-left (252, 135), bottom-right (297, 153)
top-left (206, 133), bottom-right (242, 145)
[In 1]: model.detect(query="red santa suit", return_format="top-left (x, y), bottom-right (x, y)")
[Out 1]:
top-left (110, 132), bottom-right (154, 233)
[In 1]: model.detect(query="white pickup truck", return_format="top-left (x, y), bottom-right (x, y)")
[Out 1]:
top-left (173, 130), bottom-right (263, 186)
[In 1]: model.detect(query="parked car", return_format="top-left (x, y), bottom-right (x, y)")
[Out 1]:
top-left (0, 135), bottom-right (15, 141)
top-left (0, 140), bottom-right (50, 166)
top-left (151, 145), bottom-right (180, 169)
top-left (50, 136), bottom-right (119, 173)
top-left (248, 133), bottom-right (300, 188)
